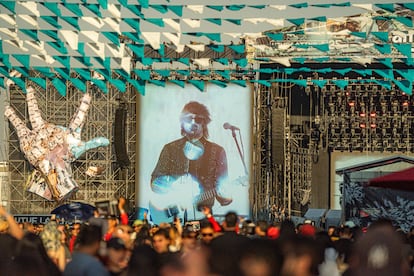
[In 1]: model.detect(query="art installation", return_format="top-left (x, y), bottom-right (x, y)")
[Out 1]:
top-left (5, 87), bottom-right (110, 201)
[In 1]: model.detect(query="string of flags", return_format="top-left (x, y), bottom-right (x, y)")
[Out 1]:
top-left (0, 1), bottom-right (414, 94)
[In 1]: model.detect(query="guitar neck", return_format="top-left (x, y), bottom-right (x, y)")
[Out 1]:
top-left (198, 188), bottom-right (216, 202)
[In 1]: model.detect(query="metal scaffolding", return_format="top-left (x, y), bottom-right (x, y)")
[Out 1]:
top-left (252, 73), bottom-right (316, 221)
top-left (5, 71), bottom-right (137, 214)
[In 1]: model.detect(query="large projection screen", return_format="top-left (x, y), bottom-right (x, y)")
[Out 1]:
top-left (137, 84), bottom-right (252, 225)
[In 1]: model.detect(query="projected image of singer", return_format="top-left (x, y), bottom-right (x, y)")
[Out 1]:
top-left (150, 101), bottom-right (233, 222)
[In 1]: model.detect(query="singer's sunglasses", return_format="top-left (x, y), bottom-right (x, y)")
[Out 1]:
top-left (201, 232), bottom-right (214, 237)
top-left (181, 114), bottom-right (206, 124)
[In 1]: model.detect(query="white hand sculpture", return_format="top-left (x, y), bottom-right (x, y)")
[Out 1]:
top-left (5, 87), bottom-right (110, 201)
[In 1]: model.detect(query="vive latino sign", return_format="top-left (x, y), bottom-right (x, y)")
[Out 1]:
top-left (13, 215), bottom-right (51, 224)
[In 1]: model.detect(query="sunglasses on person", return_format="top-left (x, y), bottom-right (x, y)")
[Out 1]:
top-left (201, 233), bottom-right (214, 237)
top-left (182, 114), bottom-right (205, 124)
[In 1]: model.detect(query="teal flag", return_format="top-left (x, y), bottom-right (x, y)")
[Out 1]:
top-left (109, 79), bottom-right (126, 92)
top-left (394, 43), bottom-right (412, 58)
top-left (129, 79), bottom-right (146, 95)
top-left (60, 17), bottom-right (80, 30)
top-left (70, 78), bottom-right (87, 92)
top-left (0, 1), bottom-right (16, 13)
top-left (30, 78), bottom-right (47, 90)
top-left (52, 78), bottom-right (67, 96)
top-left (42, 2), bottom-right (61, 16)
top-left (209, 80), bottom-right (227, 88)
top-left (20, 29), bottom-right (39, 41)
top-left (168, 5), bottom-right (183, 16)
top-left (54, 68), bottom-right (70, 80)
top-left (40, 16), bottom-right (61, 29)
top-left (63, 3), bottom-right (83, 17)
top-left (188, 80), bottom-right (205, 91)
top-left (12, 55), bottom-right (30, 68)
top-left (85, 4), bottom-right (101, 17)
top-left (169, 79), bottom-right (185, 88)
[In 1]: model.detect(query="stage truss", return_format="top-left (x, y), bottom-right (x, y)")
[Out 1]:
top-left (252, 77), bottom-right (316, 221)
top-left (4, 71), bottom-right (137, 215)
top-left (252, 65), bottom-right (414, 222)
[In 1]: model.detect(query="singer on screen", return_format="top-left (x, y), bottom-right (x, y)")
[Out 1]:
top-left (150, 101), bottom-right (233, 222)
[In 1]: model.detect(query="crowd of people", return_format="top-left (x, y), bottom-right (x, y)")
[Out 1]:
top-left (0, 202), bottom-right (413, 276)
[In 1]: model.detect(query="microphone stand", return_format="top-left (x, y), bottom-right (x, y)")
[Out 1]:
top-left (230, 129), bottom-right (248, 176)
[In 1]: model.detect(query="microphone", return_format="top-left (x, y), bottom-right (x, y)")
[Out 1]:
top-left (223, 122), bottom-right (240, 131)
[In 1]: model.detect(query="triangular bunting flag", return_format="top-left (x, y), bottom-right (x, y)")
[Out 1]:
top-left (97, 0), bottom-right (108, 10)
top-left (91, 79), bottom-right (108, 94)
top-left (393, 79), bottom-right (412, 94)
top-left (208, 44), bottom-right (224, 53)
top-left (20, 29), bottom-right (39, 41)
top-left (54, 67), bottom-right (70, 80)
top-left (0, 1), bottom-right (16, 13)
top-left (109, 79), bottom-right (126, 92)
top-left (207, 6), bottom-right (224, 11)
top-left (70, 78), bottom-right (87, 92)
top-left (129, 79), bottom-right (146, 95)
top-left (62, 3), bottom-right (83, 17)
top-left (53, 56), bottom-right (70, 69)
top-left (169, 79), bottom-right (185, 88)
top-left (287, 18), bottom-right (305, 26)
top-left (209, 79), bottom-right (227, 88)
top-left (331, 79), bottom-right (349, 89)
top-left (226, 5), bottom-right (245, 11)
top-left (206, 18), bottom-right (222, 26)
top-left (134, 70), bottom-right (151, 80)
top-left (40, 16), bottom-right (61, 29)
top-left (42, 2), bottom-right (61, 16)
top-left (102, 32), bottom-right (120, 46)
top-left (73, 68), bottom-right (92, 80)
top-left (84, 4), bottom-right (102, 17)
top-left (394, 16), bottom-right (413, 28)
top-left (371, 32), bottom-right (389, 42)
top-left (46, 41), bottom-right (68, 54)
top-left (394, 43), bottom-right (412, 58)
top-left (373, 69), bottom-right (394, 80)
top-left (168, 6), bottom-right (183, 17)
top-left (52, 78), bottom-right (67, 96)
top-left (60, 17), bottom-right (80, 31)
top-left (230, 79), bottom-right (247, 87)
top-left (225, 19), bottom-right (241, 25)
top-left (148, 79), bottom-right (166, 87)
top-left (188, 79), bottom-right (205, 91)
top-left (375, 3), bottom-right (394, 12)
top-left (124, 18), bottom-right (140, 31)
top-left (40, 30), bottom-right (59, 40)
top-left (289, 3), bottom-right (308, 9)
top-left (374, 44), bottom-right (391, 54)
top-left (12, 55), bottom-right (30, 68)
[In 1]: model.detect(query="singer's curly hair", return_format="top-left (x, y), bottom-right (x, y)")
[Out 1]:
top-left (180, 101), bottom-right (211, 138)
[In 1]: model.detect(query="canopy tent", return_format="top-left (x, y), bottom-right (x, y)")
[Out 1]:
top-left (51, 202), bottom-right (96, 222)
top-left (368, 166), bottom-right (414, 191)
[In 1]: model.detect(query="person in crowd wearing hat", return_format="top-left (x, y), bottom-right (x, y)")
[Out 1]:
top-left (132, 219), bottom-right (144, 237)
top-left (104, 237), bottom-right (129, 276)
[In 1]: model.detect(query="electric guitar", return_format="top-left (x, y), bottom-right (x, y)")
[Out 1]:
top-left (148, 174), bottom-right (217, 225)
